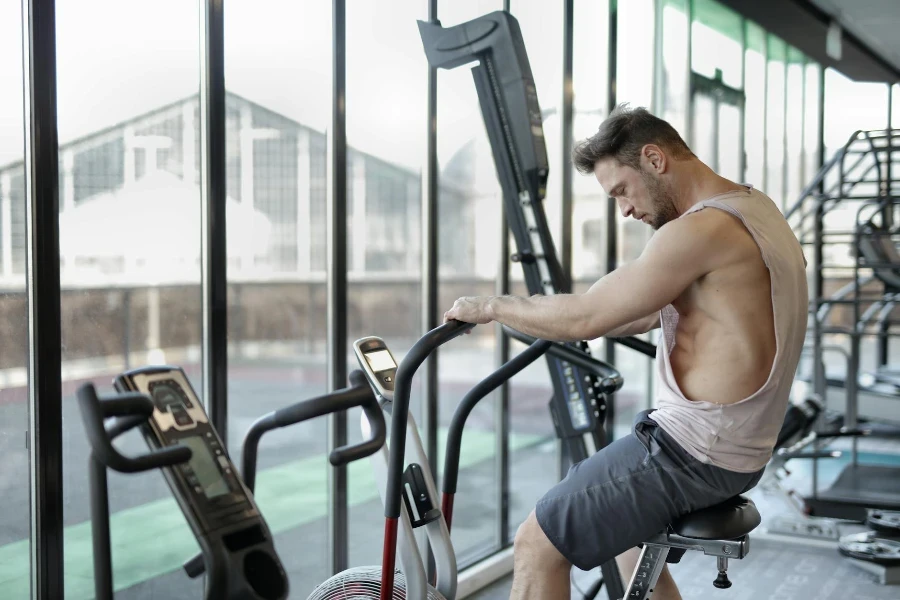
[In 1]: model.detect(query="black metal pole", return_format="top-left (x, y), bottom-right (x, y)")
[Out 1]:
top-left (422, 0), bottom-right (440, 485)
top-left (813, 66), bottom-right (826, 401)
top-left (327, 0), bottom-right (349, 576)
top-left (498, 0), bottom-right (513, 549)
top-left (422, 0), bottom-right (441, 581)
top-left (200, 0), bottom-right (228, 441)
top-left (561, 0), bottom-right (574, 284)
top-left (89, 457), bottom-right (113, 600)
top-left (23, 0), bottom-right (64, 597)
top-left (602, 0), bottom-right (619, 448)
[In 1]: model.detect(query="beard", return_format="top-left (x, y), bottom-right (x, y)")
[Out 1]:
top-left (641, 170), bottom-right (679, 230)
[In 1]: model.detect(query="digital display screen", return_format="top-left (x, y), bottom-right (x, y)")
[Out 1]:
top-left (365, 349), bottom-right (396, 372)
top-left (179, 436), bottom-right (230, 499)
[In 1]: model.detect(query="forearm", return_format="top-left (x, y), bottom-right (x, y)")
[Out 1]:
top-left (605, 313), bottom-right (660, 338)
top-left (486, 294), bottom-right (596, 342)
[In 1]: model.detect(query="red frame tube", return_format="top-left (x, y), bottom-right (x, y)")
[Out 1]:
top-left (379, 517), bottom-right (399, 600)
top-left (441, 493), bottom-right (455, 532)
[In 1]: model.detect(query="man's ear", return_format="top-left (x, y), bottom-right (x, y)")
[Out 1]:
top-left (642, 144), bottom-right (667, 174)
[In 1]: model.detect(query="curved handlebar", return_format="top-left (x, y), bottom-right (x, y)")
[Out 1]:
top-left (329, 371), bottom-right (386, 466)
top-left (501, 326), bottom-right (624, 394)
top-left (241, 369), bottom-right (386, 490)
top-left (444, 338), bottom-right (551, 497)
top-left (76, 383), bottom-right (192, 474)
top-left (183, 368), bottom-right (387, 579)
top-left (384, 320), bottom-right (475, 520)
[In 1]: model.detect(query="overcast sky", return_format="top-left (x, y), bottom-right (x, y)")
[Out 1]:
top-left (0, 0), bottom-right (895, 174)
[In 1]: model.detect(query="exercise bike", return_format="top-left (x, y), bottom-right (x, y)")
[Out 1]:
top-left (308, 321), bottom-right (764, 600)
top-left (77, 365), bottom-right (386, 599)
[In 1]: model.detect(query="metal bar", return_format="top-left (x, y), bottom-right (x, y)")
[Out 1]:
top-left (799, 58), bottom-right (807, 197)
top-left (500, 0), bottom-right (512, 554)
top-left (422, 0), bottom-right (440, 581)
top-left (812, 66), bottom-right (826, 402)
top-left (496, 212), bottom-right (511, 547)
top-left (685, 0), bottom-right (693, 146)
top-left (422, 0), bottom-right (439, 492)
top-left (560, 0), bottom-right (574, 285)
top-left (603, 0), bottom-right (618, 447)
top-left (739, 17), bottom-right (747, 182)
top-left (782, 47), bottom-right (789, 208)
top-left (327, 0), bottom-right (349, 575)
top-left (200, 0), bottom-right (228, 442)
top-left (762, 31), bottom-right (769, 192)
top-left (23, 0), bottom-right (65, 596)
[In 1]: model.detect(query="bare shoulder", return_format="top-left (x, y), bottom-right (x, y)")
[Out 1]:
top-left (643, 208), bottom-right (756, 272)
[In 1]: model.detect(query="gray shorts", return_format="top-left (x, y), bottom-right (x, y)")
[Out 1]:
top-left (535, 409), bottom-right (764, 571)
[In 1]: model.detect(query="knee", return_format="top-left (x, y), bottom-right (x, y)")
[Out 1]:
top-left (514, 510), bottom-right (569, 569)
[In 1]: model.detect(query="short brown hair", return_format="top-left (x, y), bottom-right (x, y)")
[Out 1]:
top-left (572, 104), bottom-right (694, 175)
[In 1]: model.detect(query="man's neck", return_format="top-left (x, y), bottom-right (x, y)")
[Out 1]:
top-left (670, 160), bottom-right (745, 216)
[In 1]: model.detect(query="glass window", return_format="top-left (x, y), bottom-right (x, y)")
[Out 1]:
top-left (804, 62), bottom-right (822, 191)
top-left (766, 35), bottom-right (786, 208)
top-left (659, 0), bottom-right (689, 137)
top-left (617, 0), bottom-right (655, 109)
top-left (573, 0), bottom-right (610, 284)
top-left (345, 0), bottom-right (427, 567)
top-left (223, 0), bottom-right (331, 590)
top-left (55, 1), bottom-right (203, 598)
top-left (823, 68), bottom-right (890, 159)
top-left (613, 0), bottom-right (655, 433)
top-left (744, 22), bottom-right (766, 188)
top-left (0, 0), bottom-right (29, 596)
top-left (436, 0), bottom-right (505, 563)
top-left (508, 0), bottom-right (568, 543)
top-left (785, 48), bottom-right (806, 205)
top-left (691, 0), bottom-right (743, 90)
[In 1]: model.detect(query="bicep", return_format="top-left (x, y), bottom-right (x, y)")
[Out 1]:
top-left (579, 220), bottom-right (714, 336)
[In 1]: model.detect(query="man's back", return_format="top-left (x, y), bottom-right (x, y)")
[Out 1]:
top-left (669, 202), bottom-right (776, 404)
top-left (650, 185), bottom-right (809, 473)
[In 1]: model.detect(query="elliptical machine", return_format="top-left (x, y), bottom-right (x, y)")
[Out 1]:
top-left (77, 365), bottom-right (386, 599)
top-left (306, 320), bottom-right (624, 600)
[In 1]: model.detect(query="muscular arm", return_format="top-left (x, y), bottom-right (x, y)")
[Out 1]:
top-left (473, 211), bottom-right (730, 341)
top-left (605, 313), bottom-right (660, 338)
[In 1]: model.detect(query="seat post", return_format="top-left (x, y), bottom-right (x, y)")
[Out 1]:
top-left (622, 543), bottom-right (670, 600)
top-left (714, 556), bottom-right (732, 589)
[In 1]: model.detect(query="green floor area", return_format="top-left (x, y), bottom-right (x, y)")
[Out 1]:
top-left (0, 429), bottom-right (541, 599)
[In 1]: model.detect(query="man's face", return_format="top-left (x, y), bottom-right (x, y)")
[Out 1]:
top-left (593, 157), bottom-right (678, 230)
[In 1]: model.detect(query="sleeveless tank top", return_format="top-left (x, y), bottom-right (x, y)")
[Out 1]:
top-left (648, 185), bottom-right (809, 473)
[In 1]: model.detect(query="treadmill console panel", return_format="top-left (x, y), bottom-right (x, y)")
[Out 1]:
top-left (114, 367), bottom-right (258, 534)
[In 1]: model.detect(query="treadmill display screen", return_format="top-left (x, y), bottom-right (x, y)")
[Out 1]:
top-left (178, 435), bottom-right (230, 499)
top-left (364, 350), bottom-right (396, 372)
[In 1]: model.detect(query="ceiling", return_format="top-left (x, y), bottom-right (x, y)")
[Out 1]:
top-left (808, 0), bottom-right (900, 78)
top-left (718, 0), bottom-right (900, 82)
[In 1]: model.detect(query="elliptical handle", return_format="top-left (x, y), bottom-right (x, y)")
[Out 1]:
top-left (502, 325), bottom-right (624, 393)
top-left (385, 320), bottom-right (474, 518)
top-left (329, 371), bottom-right (387, 466)
top-left (77, 383), bottom-right (192, 474)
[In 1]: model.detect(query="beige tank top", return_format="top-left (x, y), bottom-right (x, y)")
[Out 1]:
top-left (649, 185), bottom-right (809, 473)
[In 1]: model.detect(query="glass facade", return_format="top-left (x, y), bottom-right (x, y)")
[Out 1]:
top-left (6, 0), bottom-right (900, 598)
top-left (0, 0), bottom-right (28, 597)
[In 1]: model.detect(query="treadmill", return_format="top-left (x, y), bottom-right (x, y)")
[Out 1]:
top-left (418, 12), bottom-right (652, 599)
top-left (804, 210), bottom-right (900, 521)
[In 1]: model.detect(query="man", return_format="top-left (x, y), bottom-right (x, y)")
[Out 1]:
top-left (443, 104), bottom-right (808, 599)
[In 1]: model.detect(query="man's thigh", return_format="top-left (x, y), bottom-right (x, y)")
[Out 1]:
top-left (533, 432), bottom-right (686, 572)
